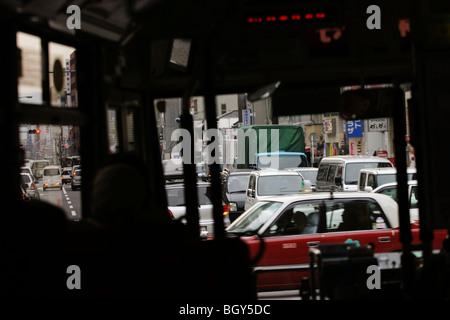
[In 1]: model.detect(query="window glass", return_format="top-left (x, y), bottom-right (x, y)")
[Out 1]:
top-left (17, 32), bottom-right (42, 104)
top-left (257, 175), bottom-right (303, 196)
top-left (227, 174), bottom-right (250, 193)
top-left (267, 202), bottom-right (321, 236)
top-left (367, 174), bottom-right (376, 188)
top-left (107, 107), bottom-right (119, 154)
top-left (345, 162), bottom-right (392, 185)
top-left (317, 165), bottom-right (329, 181)
top-left (198, 186), bottom-right (213, 205)
top-left (248, 175), bottom-right (256, 190)
top-left (44, 168), bottom-right (60, 176)
top-left (327, 165), bottom-right (337, 182)
top-left (49, 42), bottom-right (77, 108)
top-left (226, 201), bottom-right (283, 234)
top-left (376, 174), bottom-right (397, 187)
top-left (19, 123), bottom-right (81, 221)
top-left (359, 173), bottom-right (366, 190)
top-left (379, 187), bottom-right (398, 202)
top-left (298, 170), bottom-right (317, 185)
top-left (166, 185), bottom-right (213, 206)
top-left (410, 186), bottom-right (419, 209)
top-left (325, 200), bottom-right (390, 232)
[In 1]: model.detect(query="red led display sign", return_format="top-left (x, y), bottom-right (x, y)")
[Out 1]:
top-left (244, 9), bottom-right (337, 25)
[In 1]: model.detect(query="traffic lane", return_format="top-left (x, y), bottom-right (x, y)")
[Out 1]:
top-left (37, 183), bottom-right (82, 221)
top-left (62, 185), bottom-right (82, 221)
top-left (38, 185), bottom-right (63, 208)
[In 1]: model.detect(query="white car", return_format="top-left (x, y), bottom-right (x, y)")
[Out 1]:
top-left (358, 167), bottom-right (416, 192)
top-left (20, 172), bottom-right (40, 200)
top-left (244, 169), bottom-right (307, 210)
top-left (42, 165), bottom-right (62, 191)
top-left (316, 156), bottom-right (393, 192)
top-left (166, 182), bottom-right (230, 238)
top-left (285, 167), bottom-right (318, 190)
top-left (61, 167), bottom-right (72, 184)
top-left (372, 180), bottom-right (419, 222)
top-left (226, 191), bottom-right (447, 291)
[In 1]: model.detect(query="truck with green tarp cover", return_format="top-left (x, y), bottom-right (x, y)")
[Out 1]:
top-left (236, 125), bottom-right (308, 169)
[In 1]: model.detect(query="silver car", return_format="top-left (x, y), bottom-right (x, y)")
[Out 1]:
top-left (166, 182), bottom-right (230, 239)
top-left (20, 172), bottom-right (40, 200)
top-left (71, 169), bottom-right (82, 191)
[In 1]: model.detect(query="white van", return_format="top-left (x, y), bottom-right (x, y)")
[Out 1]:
top-left (43, 165), bottom-right (62, 191)
top-left (358, 167), bottom-right (417, 192)
top-left (244, 169), bottom-right (306, 210)
top-left (316, 156), bottom-right (393, 192)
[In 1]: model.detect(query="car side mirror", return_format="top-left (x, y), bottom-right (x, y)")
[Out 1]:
top-left (335, 176), bottom-right (342, 187)
top-left (247, 189), bottom-right (255, 197)
top-left (364, 186), bottom-right (373, 192)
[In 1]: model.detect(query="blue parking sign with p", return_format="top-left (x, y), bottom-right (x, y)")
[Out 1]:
top-left (347, 120), bottom-right (363, 138)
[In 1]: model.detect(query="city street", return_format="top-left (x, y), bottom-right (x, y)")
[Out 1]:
top-left (37, 182), bottom-right (81, 221)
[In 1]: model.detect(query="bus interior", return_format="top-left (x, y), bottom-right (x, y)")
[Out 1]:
top-left (2, 0), bottom-right (450, 301)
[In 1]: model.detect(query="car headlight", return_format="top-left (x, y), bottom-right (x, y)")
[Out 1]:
top-left (229, 202), bottom-right (238, 212)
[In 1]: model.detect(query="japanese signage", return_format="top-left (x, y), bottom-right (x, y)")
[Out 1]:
top-left (242, 109), bottom-right (251, 125)
top-left (65, 59), bottom-right (71, 94)
top-left (323, 119), bottom-right (336, 134)
top-left (368, 118), bottom-right (388, 132)
top-left (350, 137), bottom-right (364, 156)
top-left (346, 120), bottom-right (363, 138)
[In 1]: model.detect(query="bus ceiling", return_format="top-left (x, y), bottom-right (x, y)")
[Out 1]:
top-left (2, 0), bottom-right (414, 97)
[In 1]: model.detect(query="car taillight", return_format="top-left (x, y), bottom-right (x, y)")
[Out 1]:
top-left (168, 209), bottom-right (175, 220)
top-left (223, 204), bottom-right (229, 216)
top-left (30, 183), bottom-right (35, 190)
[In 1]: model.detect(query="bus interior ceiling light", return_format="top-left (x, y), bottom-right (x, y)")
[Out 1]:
top-left (247, 81), bottom-right (281, 102)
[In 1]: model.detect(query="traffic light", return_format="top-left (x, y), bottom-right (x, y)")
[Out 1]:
top-left (28, 129), bottom-right (41, 134)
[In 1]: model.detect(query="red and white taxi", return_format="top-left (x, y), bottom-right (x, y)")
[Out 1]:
top-left (226, 191), bottom-right (447, 292)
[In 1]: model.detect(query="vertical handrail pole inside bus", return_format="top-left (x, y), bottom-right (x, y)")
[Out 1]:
top-left (202, 39), bottom-right (225, 241)
top-left (392, 86), bottom-right (414, 295)
top-left (181, 90), bottom-right (200, 241)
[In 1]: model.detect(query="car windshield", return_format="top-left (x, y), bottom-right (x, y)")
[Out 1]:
top-left (166, 186), bottom-right (212, 206)
top-left (21, 175), bottom-right (31, 183)
top-left (298, 171), bottom-right (317, 184)
top-left (227, 201), bottom-right (283, 234)
top-left (258, 155), bottom-right (307, 170)
top-left (257, 175), bottom-right (303, 196)
top-left (44, 169), bottom-right (60, 176)
top-left (376, 174), bottom-right (397, 187)
top-left (345, 162), bottom-right (391, 185)
top-left (227, 174), bottom-right (250, 193)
